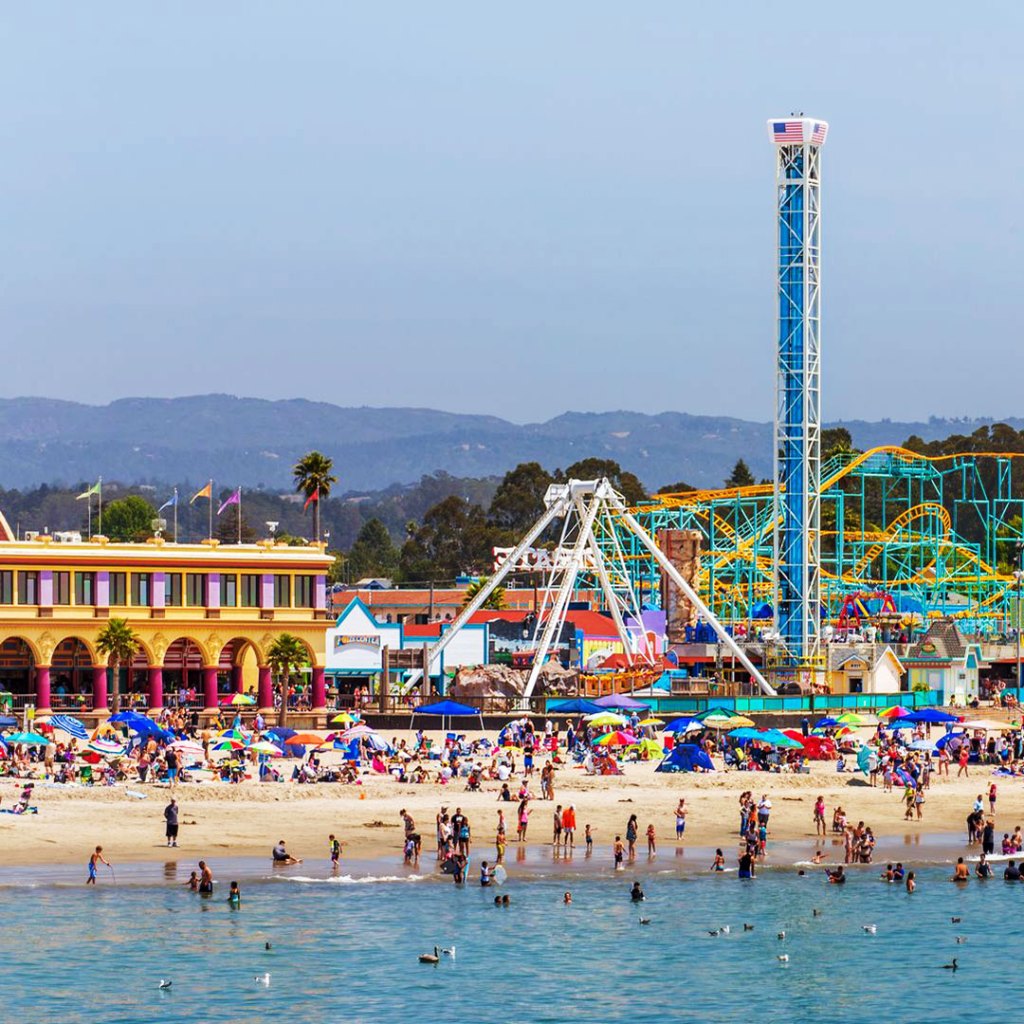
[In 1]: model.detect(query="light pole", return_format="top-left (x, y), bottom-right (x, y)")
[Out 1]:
top-left (1015, 541), bottom-right (1024, 695)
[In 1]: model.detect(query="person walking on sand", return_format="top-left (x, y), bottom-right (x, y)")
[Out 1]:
top-left (675, 798), bottom-right (687, 842)
top-left (87, 846), bottom-right (110, 885)
top-left (625, 815), bottom-right (639, 860)
top-left (517, 798), bottom-right (530, 842)
top-left (989, 782), bottom-right (998, 815)
top-left (813, 795), bottom-right (826, 836)
top-left (957, 746), bottom-right (970, 777)
top-left (164, 798), bottom-right (179, 848)
top-left (552, 805), bottom-right (563, 849)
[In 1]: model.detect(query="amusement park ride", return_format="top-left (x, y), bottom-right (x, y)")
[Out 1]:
top-left (431, 115), bottom-right (1024, 694)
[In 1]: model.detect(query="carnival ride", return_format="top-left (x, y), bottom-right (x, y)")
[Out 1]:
top-left (623, 446), bottom-right (1024, 636)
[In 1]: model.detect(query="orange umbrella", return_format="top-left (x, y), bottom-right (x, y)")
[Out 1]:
top-left (283, 732), bottom-right (329, 747)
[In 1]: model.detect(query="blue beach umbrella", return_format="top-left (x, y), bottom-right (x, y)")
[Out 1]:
top-left (49, 714), bottom-right (89, 741)
top-left (905, 708), bottom-right (961, 724)
top-left (728, 728), bottom-right (763, 740)
top-left (814, 717), bottom-right (840, 728)
top-left (664, 718), bottom-right (700, 734)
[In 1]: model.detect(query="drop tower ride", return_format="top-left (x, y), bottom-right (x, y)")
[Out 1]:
top-left (768, 116), bottom-right (828, 680)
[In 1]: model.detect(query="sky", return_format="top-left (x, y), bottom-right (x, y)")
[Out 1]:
top-left (1, 3), bottom-right (1022, 425)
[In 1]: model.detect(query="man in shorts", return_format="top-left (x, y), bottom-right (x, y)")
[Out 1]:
top-left (164, 798), bottom-right (179, 847)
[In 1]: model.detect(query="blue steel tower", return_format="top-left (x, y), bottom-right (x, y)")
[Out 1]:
top-left (768, 116), bottom-right (828, 678)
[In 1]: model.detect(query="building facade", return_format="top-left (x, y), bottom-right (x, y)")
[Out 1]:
top-left (0, 510), bottom-right (333, 715)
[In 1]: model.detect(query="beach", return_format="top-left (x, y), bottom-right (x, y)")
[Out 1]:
top-left (2, 731), bottom-right (1013, 871)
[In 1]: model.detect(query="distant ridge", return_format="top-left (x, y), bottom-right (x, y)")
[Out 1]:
top-left (0, 396), bottom-right (1018, 492)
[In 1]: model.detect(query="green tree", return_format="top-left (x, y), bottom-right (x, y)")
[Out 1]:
top-left (656, 480), bottom-right (696, 494)
top-left (462, 577), bottom-right (506, 610)
top-left (266, 633), bottom-right (310, 728)
top-left (215, 510), bottom-right (257, 544)
top-left (821, 427), bottom-right (856, 460)
top-left (561, 458), bottom-right (647, 505)
top-left (96, 617), bottom-right (141, 715)
top-left (400, 496), bottom-right (499, 581)
top-left (487, 462), bottom-right (554, 534)
top-left (102, 495), bottom-right (157, 542)
top-left (346, 517), bottom-right (399, 580)
top-left (293, 451), bottom-right (337, 542)
top-left (725, 459), bottom-right (755, 488)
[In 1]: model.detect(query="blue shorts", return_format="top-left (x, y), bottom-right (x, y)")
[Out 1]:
top-left (88, 863), bottom-right (97, 879)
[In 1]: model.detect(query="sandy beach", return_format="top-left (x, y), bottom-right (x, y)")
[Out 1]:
top-left (1, 731), bottom-right (1014, 870)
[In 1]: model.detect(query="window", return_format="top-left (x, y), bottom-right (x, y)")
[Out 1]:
top-left (54, 572), bottom-right (71, 606)
top-left (273, 575), bottom-right (291, 608)
top-left (109, 572), bottom-right (127, 606)
top-left (18, 571), bottom-right (39, 605)
top-left (220, 573), bottom-right (237, 608)
top-left (294, 575), bottom-right (314, 608)
top-left (0, 571), bottom-right (12, 605)
top-left (186, 573), bottom-right (206, 607)
top-left (165, 573), bottom-right (182, 607)
top-left (241, 574), bottom-right (260, 608)
top-left (74, 572), bottom-right (95, 606)
top-left (131, 572), bottom-right (151, 607)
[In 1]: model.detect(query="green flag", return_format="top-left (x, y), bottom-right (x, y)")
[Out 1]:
top-left (76, 479), bottom-right (100, 500)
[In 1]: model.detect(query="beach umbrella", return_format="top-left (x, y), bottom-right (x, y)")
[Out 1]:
top-left (638, 717), bottom-right (665, 726)
top-left (904, 708), bottom-right (961, 724)
top-left (547, 699), bottom-right (603, 715)
top-left (878, 705), bottom-right (911, 719)
top-left (836, 712), bottom-right (867, 726)
top-left (663, 718), bottom-right (700, 734)
top-left (594, 730), bottom-right (637, 746)
top-left (7, 731), bottom-right (49, 745)
top-left (88, 738), bottom-right (126, 756)
top-left (220, 693), bottom-right (255, 706)
top-left (340, 724), bottom-right (375, 740)
top-left (814, 717), bottom-right (840, 728)
top-left (908, 739), bottom-right (937, 751)
top-left (889, 718), bottom-right (919, 730)
top-left (283, 732), bottom-right (329, 746)
top-left (218, 728), bottom-right (249, 740)
top-left (728, 727), bottom-right (763, 740)
top-left (248, 741), bottom-right (284, 756)
top-left (212, 738), bottom-right (245, 751)
top-left (592, 694), bottom-right (649, 710)
top-left (108, 711), bottom-right (151, 725)
top-left (585, 711), bottom-right (628, 727)
top-left (48, 714), bottom-right (89, 740)
top-left (330, 712), bottom-right (358, 724)
top-left (759, 729), bottom-right (804, 749)
top-left (961, 720), bottom-right (1012, 732)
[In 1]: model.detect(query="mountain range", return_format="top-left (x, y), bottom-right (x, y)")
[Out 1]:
top-left (0, 396), bottom-right (1018, 494)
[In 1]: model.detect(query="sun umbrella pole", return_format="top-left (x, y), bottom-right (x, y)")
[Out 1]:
top-left (611, 497), bottom-right (775, 697)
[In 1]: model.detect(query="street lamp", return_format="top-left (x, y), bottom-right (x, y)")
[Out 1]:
top-left (1015, 541), bottom-right (1024, 693)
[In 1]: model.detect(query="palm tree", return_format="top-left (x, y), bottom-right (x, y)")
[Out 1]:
top-left (462, 577), bottom-right (506, 610)
top-left (293, 451), bottom-right (337, 544)
top-left (266, 633), bottom-right (309, 728)
top-left (96, 618), bottom-right (141, 715)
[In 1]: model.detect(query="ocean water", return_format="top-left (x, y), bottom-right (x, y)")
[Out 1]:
top-left (2, 854), bottom-right (1017, 1024)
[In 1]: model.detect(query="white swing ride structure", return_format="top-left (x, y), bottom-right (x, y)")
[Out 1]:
top-left (424, 478), bottom-right (774, 699)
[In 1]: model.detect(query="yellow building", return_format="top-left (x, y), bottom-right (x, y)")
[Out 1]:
top-left (0, 509), bottom-right (332, 716)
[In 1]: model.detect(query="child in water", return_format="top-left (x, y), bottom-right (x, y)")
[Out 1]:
top-left (646, 824), bottom-right (656, 855)
top-left (228, 881), bottom-right (241, 904)
top-left (186, 871), bottom-right (199, 892)
top-left (329, 834), bottom-right (342, 870)
top-left (585, 824), bottom-right (593, 854)
top-left (711, 849), bottom-right (725, 871)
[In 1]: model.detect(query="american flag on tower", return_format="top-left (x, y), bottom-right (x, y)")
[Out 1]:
top-left (772, 121), bottom-right (803, 144)
top-left (811, 121), bottom-right (828, 145)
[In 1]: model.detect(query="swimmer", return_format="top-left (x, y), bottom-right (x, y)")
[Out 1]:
top-left (87, 846), bottom-right (110, 886)
top-left (811, 850), bottom-right (825, 864)
top-left (563, 891), bottom-right (572, 905)
top-left (906, 871), bottom-right (916, 893)
top-left (228, 881), bottom-right (241, 904)
top-left (711, 849), bottom-right (725, 871)
top-left (185, 871), bottom-right (199, 892)
top-left (501, 894), bottom-right (510, 906)
top-left (494, 895), bottom-right (502, 905)
top-left (881, 864), bottom-right (895, 883)
top-left (480, 860), bottom-right (493, 887)
top-left (198, 860), bottom-right (214, 895)
top-left (952, 857), bottom-right (970, 882)
top-left (826, 866), bottom-right (846, 885)
top-left (613, 836), bottom-right (625, 871)
top-left (630, 881), bottom-right (646, 902)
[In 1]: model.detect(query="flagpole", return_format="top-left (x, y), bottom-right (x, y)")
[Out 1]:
top-left (208, 479), bottom-right (213, 541)
top-left (315, 491), bottom-right (320, 545)
top-left (86, 491), bottom-right (92, 541)
top-left (98, 477), bottom-right (103, 537)
top-left (173, 488), bottom-right (178, 543)
top-left (238, 486), bottom-right (242, 544)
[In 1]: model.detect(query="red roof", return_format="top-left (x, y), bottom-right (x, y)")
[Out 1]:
top-left (402, 623), bottom-right (442, 638)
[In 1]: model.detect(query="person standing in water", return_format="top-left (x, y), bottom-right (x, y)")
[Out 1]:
top-left (329, 834), bottom-right (342, 870)
top-left (87, 846), bottom-right (110, 885)
top-left (198, 860), bottom-right (214, 894)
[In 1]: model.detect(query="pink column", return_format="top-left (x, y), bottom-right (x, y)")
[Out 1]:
top-left (232, 664), bottom-right (244, 693)
top-left (258, 666), bottom-right (274, 710)
top-left (203, 667), bottom-right (219, 710)
top-left (311, 666), bottom-right (326, 710)
top-left (148, 667), bottom-right (164, 711)
top-left (35, 666), bottom-right (52, 712)
top-left (92, 666), bottom-right (108, 711)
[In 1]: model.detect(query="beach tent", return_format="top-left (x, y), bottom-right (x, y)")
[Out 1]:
top-left (656, 744), bottom-right (714, 773)
top-left (547, 699), bottom-right (603, 715)
top-left (592, 694), bottom-right (649, 711)
top-left (411, 699), bottom-right (484, 733)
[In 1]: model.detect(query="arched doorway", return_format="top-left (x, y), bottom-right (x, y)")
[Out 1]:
top-left (0, 636), bottom-right (36, 712)
top-left (162, 637), bottom-right (207, 708)
top-left (51, 638), bottom-right (94, 711)
top-left (219, 638), bottom-right (261, 703)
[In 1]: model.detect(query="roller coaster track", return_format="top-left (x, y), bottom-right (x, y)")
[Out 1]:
top-left (846, 503), bottom-right (951, 578)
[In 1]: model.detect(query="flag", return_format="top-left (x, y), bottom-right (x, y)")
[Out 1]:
top-left (190, 482), bottom-right (212, 504)
top-left (158, 492), bottom-right (178, 513)
top-left (811, 121), bottom-right (828, 145)
top-left (303, 486), bottom-right (319, 511)
top-left (217, 488), bottom-right (240, 516)
top-left (771, 121), bottom-right (803, 144)
top-left (76, 480), bottom-right (100, 501)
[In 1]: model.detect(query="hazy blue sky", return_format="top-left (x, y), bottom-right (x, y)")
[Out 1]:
top-left (2, 3), bottom-right (1021, 424)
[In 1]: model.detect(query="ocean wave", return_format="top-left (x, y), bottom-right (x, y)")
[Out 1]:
top-left (272, 873), bottom-right (427, 885)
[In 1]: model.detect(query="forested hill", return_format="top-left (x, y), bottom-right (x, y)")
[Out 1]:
top-left (0, 395), bottom-right (1019, 493)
